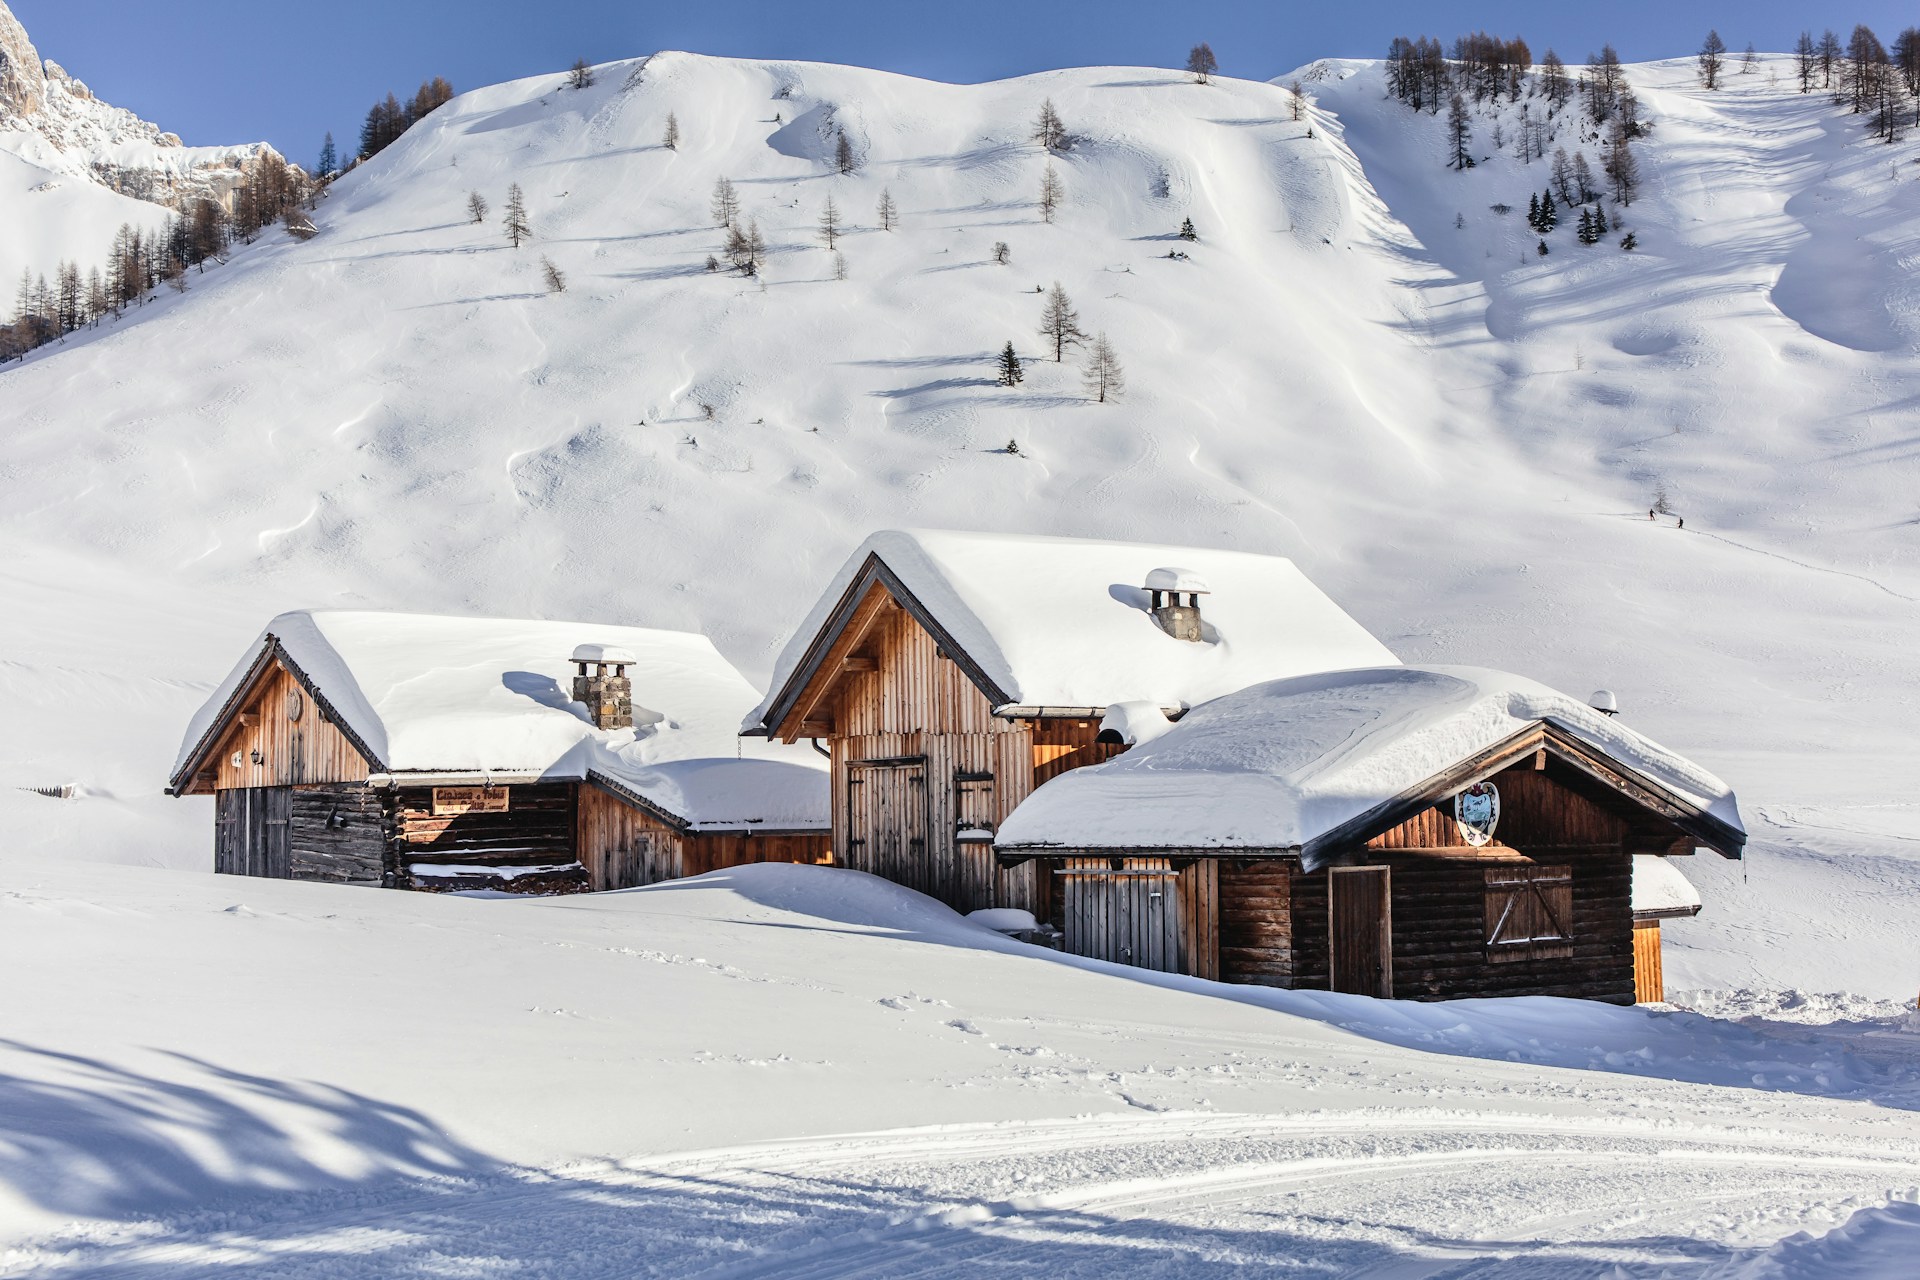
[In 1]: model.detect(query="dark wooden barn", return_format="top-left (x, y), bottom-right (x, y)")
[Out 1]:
top-left (168, 611), bottom-right (829, 892)
top-left (742, 530), bottom-right (1400, 919)
top-left (994, 666), bottom-right (1744, 1005)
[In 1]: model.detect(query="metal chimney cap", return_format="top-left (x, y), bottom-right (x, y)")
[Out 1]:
top-left (1144, 566), bottom-right (1210, 594)
top-left (1589, 689), bottom-right (1620, 715)
top-left (572, 643), bottom-right (637, 665)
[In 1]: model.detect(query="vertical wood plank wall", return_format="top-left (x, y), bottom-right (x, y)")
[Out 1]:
top-left (827, 598), bottom-right (1118, 915)
top-left (1632, 919), bottom-right (1665, 1003)
top-left (1057, 858), bottom-right (1218, 979)
top-left (210, 664), bottom-right (371, 791)
top-left (575, 784), bottom-right (831, 892)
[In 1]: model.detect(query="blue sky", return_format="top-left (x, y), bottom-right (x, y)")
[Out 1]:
top-left (13, 2), bottom-right (1918, 163)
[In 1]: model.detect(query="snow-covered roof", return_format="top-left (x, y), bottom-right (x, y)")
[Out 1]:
top-left (172, 611), bottom-right (827, 831)
top-left (995, 666), bottom-right (1744, 865)
top-left (749, 530), bottom-right (1399, 732)
top-left (1632, 855), bottom-right (1704, 919)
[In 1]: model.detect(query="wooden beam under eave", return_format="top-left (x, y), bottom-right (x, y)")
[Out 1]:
top-left (780, 586), bottom-right (893, 740)
top-left (842, 656), bottom-right (878, 672)
top-left (799, 718), bottom-right (835, 736)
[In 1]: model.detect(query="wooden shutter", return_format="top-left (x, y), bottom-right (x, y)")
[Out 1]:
top-left (1484, 865), bottom-right (1574, 963)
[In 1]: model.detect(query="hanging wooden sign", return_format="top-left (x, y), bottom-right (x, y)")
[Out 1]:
top-left (1454, 781), bottom-right (1500, 847)
top-left (433, 786), bottom-right (509, 815)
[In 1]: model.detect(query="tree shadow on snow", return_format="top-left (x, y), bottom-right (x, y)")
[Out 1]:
top-left (0, 1036), bottom-right (1737, 1277)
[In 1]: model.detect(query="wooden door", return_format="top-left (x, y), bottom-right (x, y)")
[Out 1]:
top-left (215, 787), bottom-right (292, 879)
top-left (1328, 866), bottom-right (1392, 998)
top-left (848, 760), bottom-right (929, 897)
top-left (1059, 859), bottom-right (1184, 972)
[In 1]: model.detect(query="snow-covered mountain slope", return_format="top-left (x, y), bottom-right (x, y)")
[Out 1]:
top-left (0, 0), bottom-right (277, 283)
top-left (2, 857), bottom-right (1916, 1272)
top-left (2, 51), bottom-right (1917, 997)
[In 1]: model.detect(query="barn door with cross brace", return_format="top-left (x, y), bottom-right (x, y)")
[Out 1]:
top-left (1328, 865), bottom-right (1392, 998)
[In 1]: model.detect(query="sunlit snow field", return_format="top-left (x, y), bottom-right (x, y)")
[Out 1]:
top-left (4, 48), bottom-right (1920, 1277)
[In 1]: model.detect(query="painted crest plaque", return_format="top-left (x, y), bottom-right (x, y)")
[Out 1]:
top-left (1453, 781), bottom-right (1500, 847)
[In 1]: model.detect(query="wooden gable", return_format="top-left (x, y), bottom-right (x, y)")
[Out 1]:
top-left (174, 651), bottom-right (376, 795)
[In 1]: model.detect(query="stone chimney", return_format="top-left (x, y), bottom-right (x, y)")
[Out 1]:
top-left (1144, 567), bottom-right (1210, 642)
top-left (571, 643), bottom-right (636, 730)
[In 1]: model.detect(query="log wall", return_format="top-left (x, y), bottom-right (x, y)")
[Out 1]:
top-left (391, 783), bottom-right (588, 894)
top-left (288, 784), bottom-right (386, 885)
top-left (209, 664), bottom-right (371, 791)
top-left (1218, 862), bottom-right (1292, 986)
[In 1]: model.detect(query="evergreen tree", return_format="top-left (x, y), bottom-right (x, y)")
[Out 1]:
top-left (1038, 162), bottom-right (1065, 222)
top-left (1186, 42), bottom-right (1219, 84)
top-left (1446, 93), bottom-right (1472, 169)
top-left (1179, 216), bottom-right (1197, 241)
top-left (663, 112), bottom-right (680, 150)
top-left (569, 58), bottom-right (596, 90)
top-left (818, 195), bottom-right (842, 250)
top-left (1698, 30), bottom-right (1726, 90)
top-left (1537, 238), bottom-right (1549, 256)
top-left (467, 191), bottom-right (489, 223)
top-left (1032, 99), bottom-right (1068, 152)
top-left (503, 183), bottom-right (531, 248)
top-left (1039, 281), bottom-right (1086, 361)
top-left (1537, 189), bottom-right (1557, 232)
top-left (317, 133), bottom-right (337, 179)
top-left (1082, 332), bottom-right (1124, 402)
top-left (996, 341), bottom-right (1024, 386)
top-left (876, 188), bottom-right (898, 231)
top-left (1526, 191), bottom-right (1541, 231)
top-left (1621, 231), bottom-right (1638, 251)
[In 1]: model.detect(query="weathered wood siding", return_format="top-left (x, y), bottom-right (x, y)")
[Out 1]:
top-left (824, 595), bottom-right (1122, 915)
top-left (1057, 857), bottom-right (1218, 979)
top-left (392, 783), bottom-right (588, 894)
top-left (1218, 862), bottom-right (1292, 986)
top-left (575, 785), bottom-right (829, 891)
top-left (214, 786), bottom-right (291, 878)
top-left (210, 664), bottom-right (371, 791)
top-left (288, 784), bottom-right (386, 884)
top-left (1632, 919), bottom-right (1665, 1003)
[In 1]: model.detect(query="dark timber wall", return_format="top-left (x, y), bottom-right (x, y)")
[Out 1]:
top-left (391, 783), bottom-right (588, 894)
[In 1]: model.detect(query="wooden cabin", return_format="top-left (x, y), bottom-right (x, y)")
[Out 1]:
top-left (994, 666), bottom-right (1744, 1005)
top-left (742, 529), bottom-right (1400, 918)
top-left (168, 611), bottom-right (829, 892)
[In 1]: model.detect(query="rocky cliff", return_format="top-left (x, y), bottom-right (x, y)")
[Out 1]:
top-left (0, 0), bottom-right (282, 208)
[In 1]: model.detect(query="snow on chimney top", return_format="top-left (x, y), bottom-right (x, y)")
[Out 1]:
top-left (1144, 567), bottom-right (1209, 642)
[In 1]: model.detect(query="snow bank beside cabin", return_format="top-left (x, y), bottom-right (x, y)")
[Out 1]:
top-left (996, 665), bottom-right (1741, 855)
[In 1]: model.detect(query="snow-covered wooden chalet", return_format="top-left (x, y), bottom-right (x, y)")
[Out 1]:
top-left (741, 529), bottom-right (1399, 919)
top-left (168, 612), bottom-right (829, 892)
top-left (995, 667), bottom-right (1744, 1005)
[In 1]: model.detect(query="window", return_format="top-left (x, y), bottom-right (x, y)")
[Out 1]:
top-left (1484, 865), bottom-right (1574, 963)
